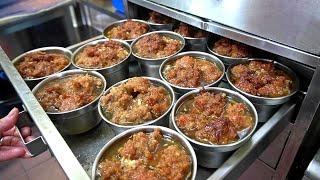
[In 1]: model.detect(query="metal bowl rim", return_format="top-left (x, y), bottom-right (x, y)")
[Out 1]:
top-left (102, 19), bottom-right (151, 42)
top-left (32, 69), bottom-right (107, 115)
top-left (12, 47), bottom-right (72, 81)
top-left (159, 51), bottom-right (225, 91)
top-left (225, 58), bottom-right (300, 101)
top-left (171, 87), bottom-right (258, 148)
top-left (131, 31), bottom-right (186, 61)
top-left (98, 76), bottom-right (176, 128)
top-left (91, 125), bottom-right (197, 180)
top-left (71, 39), bottom-right (132, 71)
top-left (147, 19), bottom-right (174, 26)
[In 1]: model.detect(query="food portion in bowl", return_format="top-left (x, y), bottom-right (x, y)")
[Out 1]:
top-left (35, 74), bottom-right (104, 112)
top-left (98, 128), bottom-right (192, 179)
top-left (230, 60), bottom-right (293, 97)
top-left (162, 56), bottom-right (223, 88)
top-left (100, 77), bottom-right (171, 125)
top-left (174, 23), bottom-right (207, 38)
top-left (176, 91), bottom-right (254, 145)
top-left (15, 51), bottom-right (69, 79)
top-left (211, 38), bottom-right (252, 58)
top-left (133, 33), bottom-right (182, 59)
top-left (75, 41), bottom-right (129, 69)
top-left (106, 20), bottom-right (149, 40)
top-left (148, 11), bottom-right (173, 24)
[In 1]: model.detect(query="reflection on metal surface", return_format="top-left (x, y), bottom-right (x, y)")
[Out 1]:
top-left (148, 0), bottom-right (320, 56)
top-left (0, 0), bottom-right (73, 26)
top-left (128, 0), bottom-right (320, 68)
top-left (305, 148), bottom-right (320, 180)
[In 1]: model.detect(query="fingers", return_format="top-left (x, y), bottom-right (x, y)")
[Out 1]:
top-left (0, 136), bottom-right (24, 147)
top-left (0, 146), bottom-right (26, 162)
top-left (0, 108), bottom-right (19, 135)
top-left (25, 136), bottom-right (35, 142)
top-left (2, 126), bottom-right (32, 139)
top-left (21, 127), bottom-right (32, 137)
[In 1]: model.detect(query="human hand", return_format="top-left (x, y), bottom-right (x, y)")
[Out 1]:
top-left (0, 108), bottom-right (33, 162)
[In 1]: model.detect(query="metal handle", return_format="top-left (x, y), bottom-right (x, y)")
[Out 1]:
top-left (15, 111), bottom-right (47, 157)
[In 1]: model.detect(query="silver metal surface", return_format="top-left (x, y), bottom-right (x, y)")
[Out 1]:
top-left (131, 31), bottom-right (185, 78)
top-left (102, 19), bottom-right (151, 44)
top-left (12, 47), bottom-right (72, 89)
top-left (32, 69), bottom-right (107, 135)
top-left (0, 0), bottom-right (73, 27)
top-left (72, 39), bottom-right (131, 87)
top-left (0, 48), bottom-right (90, 179)
top-left (128, 0), bottom-right (320, 68)
top-left (184, 36), bottom-right (207, 52)
top-left (148, 0), bottom-right (320, 56)
top-left (207, 35), bottom-right (250, 66)
top-left (305, 148), bottom-right (320, 180)
top-left (16, 111), bottom-right (47, 157)
top-left (91, 126), bottom-right (197, 180)
top-left (170, 87), bottom-right (258, 168)
top-left (98, 77), bottom-right (176, 134)
top-left (226, 59), bottom-right (299, 105)
top-left (159, 51), bottom-right (225, 95)
top-left (148, 21), bottom-right (173, 31)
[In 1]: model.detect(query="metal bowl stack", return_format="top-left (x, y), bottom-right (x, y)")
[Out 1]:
top-left (131, 31), bottom-right (185, 78)
top-left (92, 126), bottom-right (198, 180)
top-left (226, 59), bottom-right (299, 122)
top-left (170, 87), bottom-right (258, 168)
top-left (32, 69), bottom-right (107, 135)
top-left (98, 77), bottom-right (176, 134)
top-left (159, 51), bottom-right (225, 98)
top-left (12, 47), bottom-right (72, 89)
top-left (103, 19), bottom-right (151, 44)
top-left (72, 39), bottom-right (131, 87)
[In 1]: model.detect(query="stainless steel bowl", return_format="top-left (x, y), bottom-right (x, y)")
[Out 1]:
top-left (72, 39), bottom-right (131, 87)
top-left (207, 36), bottom-right (250, 66)
top-left (170, 87), bottom-right (258, 168)
top-left (92, 125), bottom-right (197, 180)
top-left (12, 47), bottom-right (72, 89)
top-left (98, 77), bottom-right (176, 134)
top-left (102, 19), bottom-right (151, 44)
top-left (147, 20), bottom-right (174, 31)
top-left (32, 69), bottom-right (107, 135)
top-left (131, 31), bottom-right (185, 78)
top-left (226, 59), bottom-right (299, 122)
top-left (159, 51), bottom-right (225, 97)
top-left (185, 36), bottom-right (208, 51)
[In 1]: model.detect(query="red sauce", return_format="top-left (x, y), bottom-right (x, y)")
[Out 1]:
top-left (176, 91), bottom-right (254, 145)
top-left (75, 41), bottom-right (129, 69)
top-left (100, 77), bottom-right (171, 125)
top-left (163, 56), bottom-right (222, 88)
top-left (35, 74), bottom-right (103, 112)
top-left (106, 20), bottom-right (149, 40)
top-left (15, 51), bottom-right (69, 79)
top-left (230, 60), bottom-right (293, 97)
top-left (98, 129), bottom-right (192, 180)
top-left (212, 38), bottom-right (251, 58)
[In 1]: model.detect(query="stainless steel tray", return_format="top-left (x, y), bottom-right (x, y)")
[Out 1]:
top-left (0, 35), bottom-right (299, 179)
top-left (63, 37), bottom-right (299, 179)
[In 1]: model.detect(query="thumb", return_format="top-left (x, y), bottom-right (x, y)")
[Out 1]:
top-left (0, 147), bottom-right (26, 162)
top-left (0, 108), bottom-right (19, 134)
